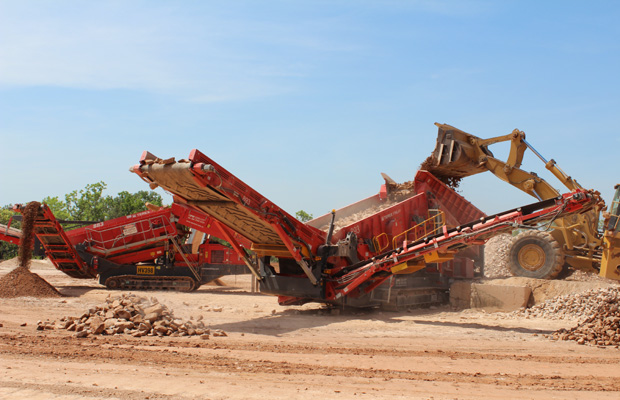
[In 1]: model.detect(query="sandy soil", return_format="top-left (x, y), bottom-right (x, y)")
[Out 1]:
top-left (1, 259), bottom-right (620, 400)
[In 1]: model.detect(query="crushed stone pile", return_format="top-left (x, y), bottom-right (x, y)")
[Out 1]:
top-left (512, 287), bottom-right (620, 321)
top-left (0, 266), bottom-right (61, 298)
top-left (36, 293), bottom-right (227, 339)
top-left (385, 180), bottom-right (416, 198)
top-left (326, 202), bottom-right (395, 232)
top-left (483, 234), bottom-right (512, 278)
top-left (0, 201), bottom-right (61, 298)
top-left (321, 180), bottom-right (417, 232)
top-left (561, 269), bottom-right (614, 283)
top-left (550, 287), bottom-right (620, 347)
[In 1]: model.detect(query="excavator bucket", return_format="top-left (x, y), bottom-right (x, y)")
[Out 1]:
top-left (421, 123), bottom-right (491, 183)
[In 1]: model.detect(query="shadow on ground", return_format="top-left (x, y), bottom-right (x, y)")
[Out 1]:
top-left (209, 305), bottom-right (550, 337)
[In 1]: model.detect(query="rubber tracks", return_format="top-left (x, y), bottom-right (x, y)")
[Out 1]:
top-left (104, 275), bottom-right (199, 292)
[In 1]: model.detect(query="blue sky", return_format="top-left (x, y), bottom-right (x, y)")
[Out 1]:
top-left (1, 1), bottom-right (618, 218)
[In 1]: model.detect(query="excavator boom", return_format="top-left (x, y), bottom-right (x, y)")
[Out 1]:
top-left (426, 123), bottom-right (568, 200)
top-left (425, 122), bottom-right (608, 278)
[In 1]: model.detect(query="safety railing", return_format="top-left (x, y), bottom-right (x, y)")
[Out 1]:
top-left (372, 209), bottom-right (446, 254)
top-left (391, 209), bottom-right (445, 250)
top-left (372, 232), bottom-right (390, 253)
top-left (85, 215), bottom-right (176, 256)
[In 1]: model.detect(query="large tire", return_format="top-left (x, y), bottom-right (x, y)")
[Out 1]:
top-left (508, 231), bottom-right (564, 279)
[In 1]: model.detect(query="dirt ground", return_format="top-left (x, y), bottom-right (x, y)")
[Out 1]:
top-left (1, 259), bottom-right (620, 400)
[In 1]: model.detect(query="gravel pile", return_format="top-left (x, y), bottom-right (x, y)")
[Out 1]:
top-left (562, 269), bottom-right (614, 283)
top-left (551, 288), bottom-right (620, 347)
top-left (328, 202), bottom-right (395, 232)
top-left (0, 201), bottom-right (63, 298)
top-left (512, 287), bottom-right (620, 321)
top-left (483, 234), bottom-right (512, 278)
top-left (0, 266), bottom-right (61, 298)
top-left (36, 293), bottom-right (227, 339)
top-left (319, 180), bottom-right (416, 232)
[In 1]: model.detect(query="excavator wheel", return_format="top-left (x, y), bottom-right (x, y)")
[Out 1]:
top-left (508, 231), bottom-right (564, 279)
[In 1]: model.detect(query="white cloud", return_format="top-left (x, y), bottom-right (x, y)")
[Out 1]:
top-left (0, 1), bottom-right (354, 101)
top-left (0, 1), bottom-right (497, 102)
top-left (1, 3), bottom-right (182, 90)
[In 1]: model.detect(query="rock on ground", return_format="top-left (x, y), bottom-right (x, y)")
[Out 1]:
top-left (36, 293), bottom-right (225, 339)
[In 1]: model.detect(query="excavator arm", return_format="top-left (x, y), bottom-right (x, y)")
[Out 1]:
top-left (425, 123), bottom-right (607, 278)
top-left (426, 123), bottom-right (584, 200)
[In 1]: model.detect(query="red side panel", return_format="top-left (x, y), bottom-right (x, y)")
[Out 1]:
top-left (67, 208), bottom-right (177, 258)
top-left (415, 170), bottom-right (486, 226)
top-left (332, 192), bottom-right (430, 245)
top-left (171, 203), bottom-right (252, 249)
top-left (0, 228), bottom-right (20, 245)
top-left (415, 170), bottom-right (486, 278)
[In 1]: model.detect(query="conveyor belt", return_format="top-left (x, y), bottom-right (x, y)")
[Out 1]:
top-left (132, 150), bottom-right (327, 256)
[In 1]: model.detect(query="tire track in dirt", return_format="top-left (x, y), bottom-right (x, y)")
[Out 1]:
top-left (0, 380), bottom-right (180, 400)
top-left (2, 333), bottom-right (619, 392)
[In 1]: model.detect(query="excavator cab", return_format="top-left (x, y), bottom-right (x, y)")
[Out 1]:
top-left (600, 184), bottom-right (620, 280)
top-left (606, 184), bottom-right (620, 232)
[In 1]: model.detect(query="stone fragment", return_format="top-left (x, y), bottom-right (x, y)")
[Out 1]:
top-left (154, 325), bottom-right (168, 335)
top-left (116, 321), bottom-right (135, 332)
top-left (116, 310), bottom-right (132, 320)
top-left (104, 319), bottom-right (118, 329)
top-left (138, 322), bottom-right (152, 332)
top-left (92, 322), bottom-right (105, 335)
top-left (143, 304), bottom-right (164, 317)
top-left (76, 330), bottom-right (89, 338)
top-left (144, 313), bottom-right (160, 323)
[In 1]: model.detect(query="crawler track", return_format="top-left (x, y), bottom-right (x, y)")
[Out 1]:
top-left (104, 275), bottom-right (199, 292)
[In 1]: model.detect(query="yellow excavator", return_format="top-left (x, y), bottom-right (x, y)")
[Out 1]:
top-left (425, 123), bottom-right (620, 281)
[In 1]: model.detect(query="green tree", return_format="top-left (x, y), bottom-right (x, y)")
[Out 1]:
top-left (41, 196), bottom-right (71, 220)
top-left (1, 184), bottom-right (164, 258)
top-left (295, 210), bottom-right (313, 222)
top-left (64, 181), bottom-right (108, 221)
top-left (0, 207), bottom-right (17, 227)
top-left (0, 206), bottom-right (19, 260)
top-left (41, 182), bottom-right (164, 223)
top-left (105, 190), bottom-right (164, 219)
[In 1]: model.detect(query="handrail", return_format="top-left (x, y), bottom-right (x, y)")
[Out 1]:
top-left (85, 215), bottom-right (176, 256)
top-left (372, 232), bottom-right (390, 253)
top-left (370, 210), bottom-right (446, 254)
top-left (391, 210), bottom-right (445, 250)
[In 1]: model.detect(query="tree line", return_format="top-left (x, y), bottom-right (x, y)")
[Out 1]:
top-left (0, 182), bottom-right (163, 260)
top-left (1, 181), bottom-right (314, 261)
